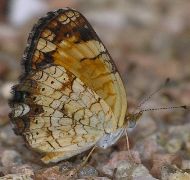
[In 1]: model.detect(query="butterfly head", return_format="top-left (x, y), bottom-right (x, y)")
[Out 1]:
top-left (125, 111), bottom-right (143, 128)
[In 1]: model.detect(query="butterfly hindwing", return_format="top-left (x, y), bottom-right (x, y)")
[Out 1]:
top-left (10, 65), bottom-right (118, 163)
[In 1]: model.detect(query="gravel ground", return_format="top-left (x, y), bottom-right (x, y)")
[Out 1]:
top-left (0, 1), bottom-right (190, 179)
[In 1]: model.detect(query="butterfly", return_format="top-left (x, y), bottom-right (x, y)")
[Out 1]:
top-left (9, 8), bottom-right (142, 164)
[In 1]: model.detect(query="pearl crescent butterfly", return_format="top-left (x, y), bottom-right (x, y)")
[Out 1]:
top-left (9, 8), bottom-right (138, 164)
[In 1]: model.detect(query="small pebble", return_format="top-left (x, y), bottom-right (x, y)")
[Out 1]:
top-left (0, 125), bottom-right (23, 146)
top-left (182, 160), bottom-right (190, 170)
top-left (1, 150), bottom-right (22, 167)
top-left (115, 161), bottom-right (157, 180)
top-left (151, 153), bottom-right (182, 178)
top-left (10, 164), bottom-right (34, 176)
top-left (166, 138), bottom-right (183, 153)
top-left (35, 166), bottom-right (68, 180)
top-left (0, 173), bottom-right (33, 180)
top-left (108, 150), bottom-right (141, 167)
top-left (168, 172), bottom-right (190, 180)
top-left (78, 165), bottom-right (98, 178)
top-left (160, 164), bottom-right (178, 180)
top-left (161, 164), bottom-right (190, 180)
top-left (101, 150), bottom-right (141, 176)
top-left (134, 135), bottom-right (161, 161)
top-left (59, 161), bottom-right (73, 173)
top-left (0, 82), bottom-right (14, 99)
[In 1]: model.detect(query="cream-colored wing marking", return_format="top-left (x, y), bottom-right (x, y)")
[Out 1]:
top-left (11, 65), bottom-right (117, 163)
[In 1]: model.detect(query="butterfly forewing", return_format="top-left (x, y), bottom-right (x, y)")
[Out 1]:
top-left (10, 8), bottom-right (127, 163)
top-left (24, 8), bottom-right (127, 127)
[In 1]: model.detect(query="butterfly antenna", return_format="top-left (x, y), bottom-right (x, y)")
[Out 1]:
top-left (140, 105), bottom-right (188, 112)
top-left (136, 78), bottom-right (170, 111)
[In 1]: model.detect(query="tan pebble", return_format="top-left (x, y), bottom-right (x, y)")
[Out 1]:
top-left (151, 153), bottom-right (182, 178)
top-left (182, 160), bottom-right (190, 170)
top-left (1, 150), bottom-right (22, 167)
top-left (166, 138), bottom-right (183, 153)
top-left (168, 172), bottom-right (190, 180)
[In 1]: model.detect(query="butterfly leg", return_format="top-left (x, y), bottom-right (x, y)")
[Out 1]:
top-left (124, 128), bottom-right (135, 163)
top-left (81, 145), bottom-right (97, 167)
top-left (68, 145), bottom-right (97, 177)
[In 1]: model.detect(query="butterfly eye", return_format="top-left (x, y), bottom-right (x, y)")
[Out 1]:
top-left (128, 120), bottom-right (136, 128)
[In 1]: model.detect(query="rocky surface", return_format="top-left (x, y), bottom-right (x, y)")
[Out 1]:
top-left (0, 0), bottom-right (190, 179)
